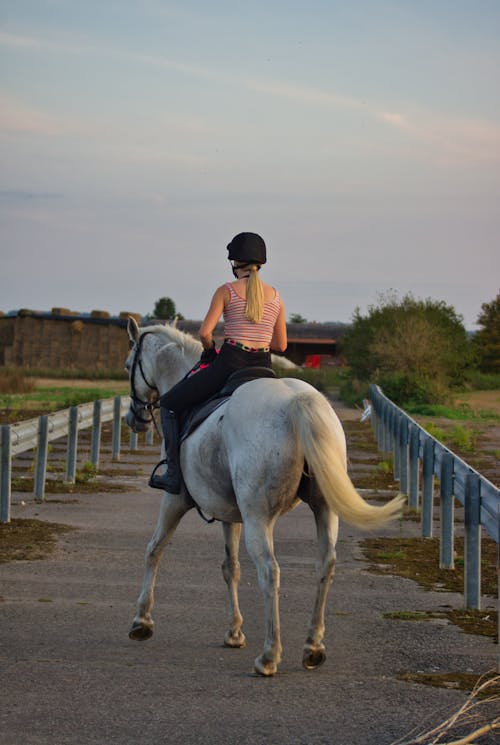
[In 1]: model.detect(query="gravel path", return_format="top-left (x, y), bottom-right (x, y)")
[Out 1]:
top-left (0, 397), bottom-right (497, 745)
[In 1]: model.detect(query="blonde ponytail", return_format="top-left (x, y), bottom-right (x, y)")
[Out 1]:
top-left (245, 265), bottom-right (264, 323)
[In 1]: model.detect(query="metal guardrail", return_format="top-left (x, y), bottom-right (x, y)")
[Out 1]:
top-left (0, 395), bottom-right (153, 523)
top-left (369, 383), bottom-right (499, 664)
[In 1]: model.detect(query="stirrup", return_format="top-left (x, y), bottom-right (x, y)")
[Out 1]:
top-left (148, 459), bottom-right (181, 494)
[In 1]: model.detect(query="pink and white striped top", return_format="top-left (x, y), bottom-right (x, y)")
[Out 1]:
top-left (223, 283), bottom-right (281, 346)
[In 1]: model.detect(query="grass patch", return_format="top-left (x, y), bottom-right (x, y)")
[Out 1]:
top-left (398, 670), bottom-right (500, 694)
top-left (423, 421), bottom-right (478, 453)
top-left (407, 402), bottom-right (500, 421)
top-left (385, 608), bottom-right (498, 640)
top-left (275, 365), bottom-right (348, 394)
top-left (384, 610), bottom-right (433, 621)
top-left (0, 518), bottom-right (74, 563)
top-left (361, 535), bottom-right (498, 598)
top-left (75, 462), bottom-right (98, 483)
top-left (11, 476), bottom-right (130, 494)
top-left (0, 371), bottom-right (36, 394)
top-left (0, 366), bottom-right (128, 381)
top-left (361, 536), bottom-right (498, 640)
top-left (0, 385), bottom-right (128, 412)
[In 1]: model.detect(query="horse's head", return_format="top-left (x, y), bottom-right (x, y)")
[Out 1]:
top-left (125, 316), bottom-right (159, 433)
top-left (124, 316), bottom-right (203, 432)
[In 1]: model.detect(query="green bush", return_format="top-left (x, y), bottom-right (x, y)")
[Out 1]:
top-left (473, 290), bottom-right (500, 373)
top-left (338, 377), bottom-right (370, 406)
top-left (376, 372), bottom-right (449, 407)
top-left (341, 292), bottom-right (472, 406)
top-left (463, 369), bottom-right (500, 391)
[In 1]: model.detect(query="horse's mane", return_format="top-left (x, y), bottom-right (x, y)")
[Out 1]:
top-left (140, 323), bottom-right (202, 355)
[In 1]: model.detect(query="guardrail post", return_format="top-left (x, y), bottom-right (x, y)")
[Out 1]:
top-left (1, 425), bottom-right (12, 523)
top-left (66, 406), bottom-right (79, 483)
top-left (146, 427), bottom-right (154, 446)
top-left (112, 396), bottom-right (122, 461)
top-left (380, 404), bottom-right (387, 452)
top-left (388, 407), bottom-right (395, 455)
top-left (398, 416), bottom-right (409, 496)
top-left (35, 415), bottom-right (49, 502)
top-left (90, 400), bottom-right (102, 469)
top-left (393, 412), bottom-right (401, 481)
top-left (497, 507), bottom-right (500, 673)
top-left (464, 473), bottom-right (481, 609)
top-left (130, 430), bottom-right (138, 451)
top-left (439, 453), bottom-right (454, 569)
top-left (408, 424), bottom-right (420, 511)
top-left (422, 438), bottom-right (434, 538)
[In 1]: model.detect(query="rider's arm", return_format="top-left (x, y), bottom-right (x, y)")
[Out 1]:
top-left (270, 301), bottom-right (287, 352)
top-left (199, 285), bottom-right (227, 350)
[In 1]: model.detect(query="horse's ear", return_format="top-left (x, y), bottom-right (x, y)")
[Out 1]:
top-left (127, 315), bottom-right (140, 344)
top-left (171, 315), bottom-right (178, 328)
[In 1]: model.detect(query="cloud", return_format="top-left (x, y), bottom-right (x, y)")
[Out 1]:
top-left (244, 79), bottom-right (362, 110)
top-left (0, 190), bottom-right (61, 200)
top-left (2, 28), bottom-right (499, 167)
top-left (0, 94), bottom-right (66, 136)
top-left (378, 108), bottom-right (500, 164)
top-left (379, 112), bottom-right (411, 130)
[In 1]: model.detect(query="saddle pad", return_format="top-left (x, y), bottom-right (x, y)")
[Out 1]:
top-left (180, 366), bottom-right (277, 443)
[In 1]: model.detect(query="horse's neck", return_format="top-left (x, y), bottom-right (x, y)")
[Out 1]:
top-left (153, 335), bottom-right (201, 395)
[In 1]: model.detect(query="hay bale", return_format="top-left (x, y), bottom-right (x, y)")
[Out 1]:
top-left (51, 307), bottom-right (72, 316)
top-left (90, 310), bottom-right (111, 319)
top-left (119, 311), bottom-right (142, 322)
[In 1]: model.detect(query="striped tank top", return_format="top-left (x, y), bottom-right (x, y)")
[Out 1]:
top-left (223, 283), bottom-right (281, 346)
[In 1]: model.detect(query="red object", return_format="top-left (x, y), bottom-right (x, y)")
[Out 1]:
top-left (304, 355), bottom-right (321, 369)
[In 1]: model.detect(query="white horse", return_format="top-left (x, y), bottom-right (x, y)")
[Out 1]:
top-left (125, 318), bottom-right (403, 676)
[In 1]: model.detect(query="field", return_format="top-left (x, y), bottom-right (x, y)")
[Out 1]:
top-left (1, 371), bottom-right (498, 486)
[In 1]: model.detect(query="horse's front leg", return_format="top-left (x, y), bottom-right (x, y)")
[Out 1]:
top-left (303, 497), bottom-right (338, 669)
top-left (243, 518), bottom-right (282, 676)
top-left (221, 522), bottom-right (246, 648)
top-left (129, 492), bottom-right (191, 641)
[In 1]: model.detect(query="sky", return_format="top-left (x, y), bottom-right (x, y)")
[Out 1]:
top-left (1, 0), bottom-right (499, 329)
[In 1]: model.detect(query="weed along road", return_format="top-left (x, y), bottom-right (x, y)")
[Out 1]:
top-left (0, 401), bottom-right (497, 745)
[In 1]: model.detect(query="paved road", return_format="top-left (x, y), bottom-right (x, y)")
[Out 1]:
top-left (0, 402), bottom-right (496, 745)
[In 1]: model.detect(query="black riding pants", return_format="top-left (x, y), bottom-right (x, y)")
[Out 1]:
top-left (160, 341), bottom-right (272, 415)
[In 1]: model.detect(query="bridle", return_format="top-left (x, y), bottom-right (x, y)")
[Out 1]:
top-left (128, 332), bottom-right (161, 433)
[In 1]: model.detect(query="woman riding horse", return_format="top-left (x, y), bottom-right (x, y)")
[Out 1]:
top-left (149, 232), bottom-right (287, 493)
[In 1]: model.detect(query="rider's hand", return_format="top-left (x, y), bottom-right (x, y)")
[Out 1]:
top-left (200, 342), bottom-right (217, 364)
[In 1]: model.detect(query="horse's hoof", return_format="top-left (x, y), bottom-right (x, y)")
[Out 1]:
top-left (224, 630), bottom-right (246, 648)
top-left (302, 645), bottom-right (326, 670)
top-left (129, 622), bottom-right (154, 641)
top-left (254, 655), bottom-right (278, 677)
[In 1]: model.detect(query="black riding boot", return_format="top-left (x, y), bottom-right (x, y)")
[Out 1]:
top-left (148, 408), bottom-right (181, 494)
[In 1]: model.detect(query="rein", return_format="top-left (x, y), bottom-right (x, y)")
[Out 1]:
top-left (129, 332), bottom-right (161, 435)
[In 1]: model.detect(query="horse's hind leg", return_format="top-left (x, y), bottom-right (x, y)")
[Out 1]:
top-left (303, 498), bottom-right (338, 670)
top-left (129, 492), bottom-right (191, 641)
top-left (243, 518), bottom-right (282, 676)
top-left (221, 522), bottom-right (246, 649)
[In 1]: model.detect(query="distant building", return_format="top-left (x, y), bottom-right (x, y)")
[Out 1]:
top-left (0, 310), bottom-right (349, 371)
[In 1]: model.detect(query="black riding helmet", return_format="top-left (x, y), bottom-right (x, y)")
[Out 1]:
top-left (227, 232), bottom-right (267, 266)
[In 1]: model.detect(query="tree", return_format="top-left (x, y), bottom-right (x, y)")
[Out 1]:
top-left (151, 297), bottom-right (184, 321)
top-left (473, 290), bottom-right (500, 373)
top-left (289, 313), bottom-right (307, 324)
top-left (341, 292), bottom-right (472, 404)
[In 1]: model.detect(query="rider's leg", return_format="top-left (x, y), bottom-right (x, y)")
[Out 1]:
top-left (148, 352), bottom-right (232, 493)
top-left (148, 407), bottom-right (181, 493)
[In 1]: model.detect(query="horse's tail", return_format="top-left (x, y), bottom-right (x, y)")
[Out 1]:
top-left (288, 389), bottom-right (404, 529)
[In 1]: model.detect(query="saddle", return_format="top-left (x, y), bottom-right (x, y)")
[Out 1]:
top-left (179, 366), bottom-right (276, 443)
